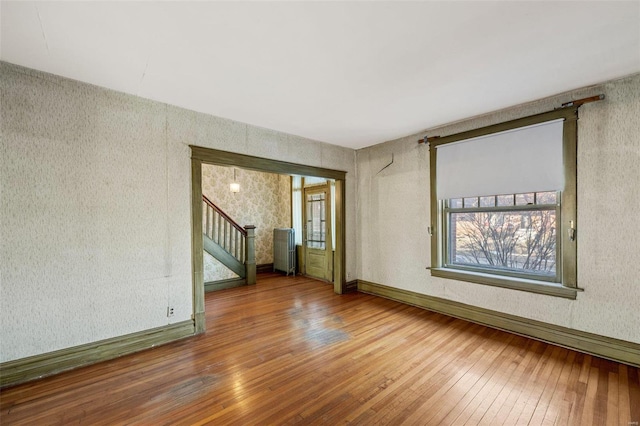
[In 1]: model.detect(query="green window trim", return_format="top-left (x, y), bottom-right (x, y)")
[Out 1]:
top-left (429, 107), bottom-right (579, 298)
top-left (430, 268), bottom-right (577, 299)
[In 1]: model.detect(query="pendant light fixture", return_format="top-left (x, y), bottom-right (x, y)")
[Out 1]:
top-left (230, 168), bottom-right (240, 193)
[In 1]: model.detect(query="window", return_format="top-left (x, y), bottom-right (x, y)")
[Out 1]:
top-left (306, 192), bottom-right (327, 249)
top-left (429, 108), bottom-right (578, 299)
top-left (444, 191), bottom-right (559, 281)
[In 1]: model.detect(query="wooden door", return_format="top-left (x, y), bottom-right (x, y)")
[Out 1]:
top-left (304, 184), bottom-right (332, 281)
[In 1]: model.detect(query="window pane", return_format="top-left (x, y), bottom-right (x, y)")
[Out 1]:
top-left (497, 195), bottom-right (514, 206)
top-left (464, 197), bottom-right (478, 208)
top-left (449, 198), bottom-right (463, 208)
top-left (449, 210), bottom-right (556, 276)
top-left (515, 193), bottom-right (535, 205)
top-left (479, 196), bottom-right (495, 207)
top-left (306, 192), bottom-right (326, 250)
top-left (536, 191), bottom-right (557, 205)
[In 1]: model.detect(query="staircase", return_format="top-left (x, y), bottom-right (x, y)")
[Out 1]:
top-left (202, 195), bottom-right (256, 284)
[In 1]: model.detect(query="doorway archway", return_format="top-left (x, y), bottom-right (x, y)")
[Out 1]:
top-left (190, 146), bottom-right (347, 334)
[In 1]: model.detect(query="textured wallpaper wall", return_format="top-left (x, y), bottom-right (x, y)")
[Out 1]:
top-left (356, 73), bottom-right (640, 344)
top-left (0, 63), bottom-right (193, 363)
top-left (202, 165), bottom-right (291, 282)
top-left (0, 62), bottom-right (355, 363)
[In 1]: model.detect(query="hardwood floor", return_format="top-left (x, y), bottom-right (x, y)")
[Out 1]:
top-left (1, 273), bottom-right (639, 425)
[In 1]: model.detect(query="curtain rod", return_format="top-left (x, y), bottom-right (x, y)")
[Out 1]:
top-left (417, 94), bottom-right (604, 145)
top-left (560, 94), bottom-right (604, 108)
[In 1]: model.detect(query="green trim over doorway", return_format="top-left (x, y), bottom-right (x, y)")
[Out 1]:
top-left (191, 146), bottom-right (346, 180)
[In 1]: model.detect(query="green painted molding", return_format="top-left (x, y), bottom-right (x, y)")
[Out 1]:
top-left (430, 268), bottom-right (578, 299)
top-left (345, 280), bottom-right (358, 293)
top-left (194, 312), bottom-right (206, 335)
top-left (256, 263), bottom-right (274, 274)
top-left (191, 158), bottom-right (205, 334)
top-left (334, 179), bottom-right (346, 294)
top-left (205, 277), bottom-right (247, 292)
top-left (245, 226), bottom-right (257, 285)
top-left (430, 106), bottom-right (578, 148)
top-left (358, 280), bottom-right (640, 368)
top-left (203, 234), bottom-right (246, 278)
top-left (190, 146), bottom-right (346, 180)
top-left (0, 321), bottom-right (195, 389)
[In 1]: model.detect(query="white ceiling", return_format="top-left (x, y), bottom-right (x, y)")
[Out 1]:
top-left (2, 1), bottom-right (639, 149)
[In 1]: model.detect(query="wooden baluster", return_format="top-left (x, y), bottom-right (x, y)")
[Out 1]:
top-left (212, 211), bottom-right (217, 242)
top-left (202, 195), bottom-right (249, 263)
top-left (205, 204), bottom-right (210, 238)
top-left (224, 221), bottom-right (228, 252)
top-left (213, 210), bottom-right (216, 240)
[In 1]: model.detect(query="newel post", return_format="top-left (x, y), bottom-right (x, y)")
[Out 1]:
top-left (244, 225), bottom-right (256, 285)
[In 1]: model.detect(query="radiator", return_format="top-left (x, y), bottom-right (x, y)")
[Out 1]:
top-left (273, 228), bottom-right (296, 276)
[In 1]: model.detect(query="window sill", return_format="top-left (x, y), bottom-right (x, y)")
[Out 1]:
top-left (430, 268), bottom-right (578, 299)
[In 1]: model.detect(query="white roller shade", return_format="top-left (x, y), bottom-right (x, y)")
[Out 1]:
top-left (436, 119), bottom-right (564, 199)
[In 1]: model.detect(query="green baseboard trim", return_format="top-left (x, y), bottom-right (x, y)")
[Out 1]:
top-left (345, 280), bottom-right (358, 293)
top-left (0, 320), bottom-right (195, 389)
top-left (257, 263), bottom-right (274, 274)
top-left (194, 311), bottom-right (206, 334)
top-left (358, 280), bottom-right (640, 368)
top-left (205, 277), bottom-right (246, 292)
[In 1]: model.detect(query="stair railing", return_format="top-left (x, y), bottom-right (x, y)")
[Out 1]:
top-left (202, 195), bottom-right (246, 264)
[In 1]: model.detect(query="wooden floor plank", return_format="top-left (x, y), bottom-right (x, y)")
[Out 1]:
top-left (483, 343), bottom-right (554, 425)
top-left (540, 350), bottom-right (577, 425)
top-left (619, 364), bottom-right (632, 426)
top-left (628, 366), bottom-right (640, 424)
top-left (520, 346), bottom-right (569, 425)
top-left (428, 336), bottom-right (522, 425)
top-left (468, 339), bottom-right (542, 425)
top-left (606, 370), bottom-right (620, 426)
top-left (1, 273), bottom-right (638, 425)
top-left (402, 332), bottom-right (515, 425)
top-left (355, 326), bottom-right (493, 423)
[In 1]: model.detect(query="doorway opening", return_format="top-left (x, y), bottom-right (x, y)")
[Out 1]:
top-left (201, 164), bottom-right (292, 291)
top-left (190, 146), bottom-right (346, 334)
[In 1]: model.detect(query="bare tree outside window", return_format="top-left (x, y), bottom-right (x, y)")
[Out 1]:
top-left (446, 192), bottom-right (558, 279)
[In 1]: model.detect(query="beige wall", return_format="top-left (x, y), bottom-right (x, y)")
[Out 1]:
top-left (202, 165), bottom-right (291, 281)
top-left (356, 73), bottom-right (640, 344)
top-left (5, 56), bottom-right (634, 367)
top-left (0, 62), bottom-right (356, 363)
